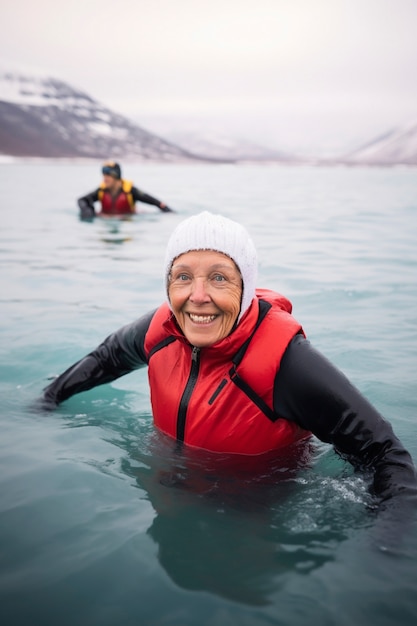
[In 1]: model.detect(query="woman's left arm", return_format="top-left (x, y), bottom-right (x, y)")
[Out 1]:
top-left (274, 334), bottom-right (417, 503)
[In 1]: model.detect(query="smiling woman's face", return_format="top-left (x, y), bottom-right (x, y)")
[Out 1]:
top-left (168, 250), bottom-right (243, 347)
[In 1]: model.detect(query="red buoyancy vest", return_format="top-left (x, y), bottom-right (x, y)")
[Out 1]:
top-left (144, 289), bottom-right (310, 455)
top-left (98, 180), bottom-right (135, 214)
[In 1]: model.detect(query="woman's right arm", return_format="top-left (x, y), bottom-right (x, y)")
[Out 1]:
top-left (77, 189), bottom-right (100, 219)
top-left (41, 310), bottom-right (156, 407)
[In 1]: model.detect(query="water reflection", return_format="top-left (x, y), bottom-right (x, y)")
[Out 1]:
top-left (118, 430), bottom-right (368, 605)
top-left (45, 389), bottom-right (415, 608)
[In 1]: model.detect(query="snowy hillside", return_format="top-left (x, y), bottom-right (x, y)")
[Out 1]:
top-left (1, 67), bottom-right (415, 165)
top-left (0, 67), bottom-right (304, 163)
top-left (162, 130), bottom-right (300, 162)
top-left (342, 122), bottom-right (417, 166)
top-left (0, 70), bottom-right (209, 161)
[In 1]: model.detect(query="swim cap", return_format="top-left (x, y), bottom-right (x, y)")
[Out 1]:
top-left (102, 161), bottom-right (121, 179)
top-left (164, 211), bottom-right (258, 321)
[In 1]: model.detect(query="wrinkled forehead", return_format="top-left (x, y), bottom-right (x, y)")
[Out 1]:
top-left (171, 249), bottom-right (238, 266)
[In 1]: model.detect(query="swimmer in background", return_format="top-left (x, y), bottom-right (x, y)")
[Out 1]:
top-left (78, 161), bottom-right (174, 219)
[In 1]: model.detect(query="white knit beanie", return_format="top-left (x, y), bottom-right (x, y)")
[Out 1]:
top-left (164, 211), bottom-right (258, 321)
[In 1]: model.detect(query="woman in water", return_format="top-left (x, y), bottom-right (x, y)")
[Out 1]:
top-left (40, 211), bottom-right (416, 506)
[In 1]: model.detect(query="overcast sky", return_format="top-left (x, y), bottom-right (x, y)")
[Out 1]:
top-left (1, 0), bottom-right (417, 155)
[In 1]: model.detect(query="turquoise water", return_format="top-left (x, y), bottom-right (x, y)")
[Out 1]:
top-left (1, 161), bottom-right (417, 625)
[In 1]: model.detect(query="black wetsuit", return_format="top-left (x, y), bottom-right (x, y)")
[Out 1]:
top-left (41, 309), bottom-right (417, 505)
top-left (78, 186), bottom-right (172, 219)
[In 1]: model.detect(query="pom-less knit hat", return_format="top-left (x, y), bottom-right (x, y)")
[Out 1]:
top-left (164, 211), bottom-right (258, 321)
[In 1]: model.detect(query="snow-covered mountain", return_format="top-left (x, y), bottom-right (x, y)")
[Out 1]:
top-left (1, 67), bottom-right (415, 165)
top-left (0, 67), bottom-right (304, 163)
top-left (0, 70), bottom-right (213, 162)
top-left (161, 130), bottom-right (300, 162)
top-left (341, 121), bottom-right (417, 166)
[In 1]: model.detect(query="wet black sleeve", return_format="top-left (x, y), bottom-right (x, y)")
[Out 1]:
top-left (41, 310), bottom-right (156, 407)
top-left (131, 186), bottom-right (172, 212)
top-left (274, 334), bottom-right (417, 502)
top-left (77, 189), bottom-right (100, 219)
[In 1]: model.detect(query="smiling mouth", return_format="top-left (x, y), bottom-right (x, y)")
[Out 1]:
top-left (188, 313), bottom-right (217, 324)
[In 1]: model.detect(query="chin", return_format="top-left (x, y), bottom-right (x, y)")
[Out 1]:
top-left (186, 332), bottom-right (218, 348)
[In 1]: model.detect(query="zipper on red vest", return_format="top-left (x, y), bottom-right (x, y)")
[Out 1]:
top-left (176, 346), bottom-right (200, 441)
top-left (208, 378), bottom-right (228, 405)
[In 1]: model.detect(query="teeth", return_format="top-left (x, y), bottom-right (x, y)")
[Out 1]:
top-left (189, 314), bottom-right (216, 323)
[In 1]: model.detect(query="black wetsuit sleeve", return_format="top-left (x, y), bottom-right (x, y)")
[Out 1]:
top-left (131, 186), bottom-right (173, 212)
top-left (274, 334), bottom-right (417, 502)
top-left (41, 309), bottom-right (156, 407)
top-left (77, 189), bottom-right (100, 218)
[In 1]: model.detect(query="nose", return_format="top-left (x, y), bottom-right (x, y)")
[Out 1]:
top-left (189, 277), bottom-right (211, 303)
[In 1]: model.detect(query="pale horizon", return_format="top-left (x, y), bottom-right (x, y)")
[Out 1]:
top-left (1, 0), bottom-right (417, 156)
